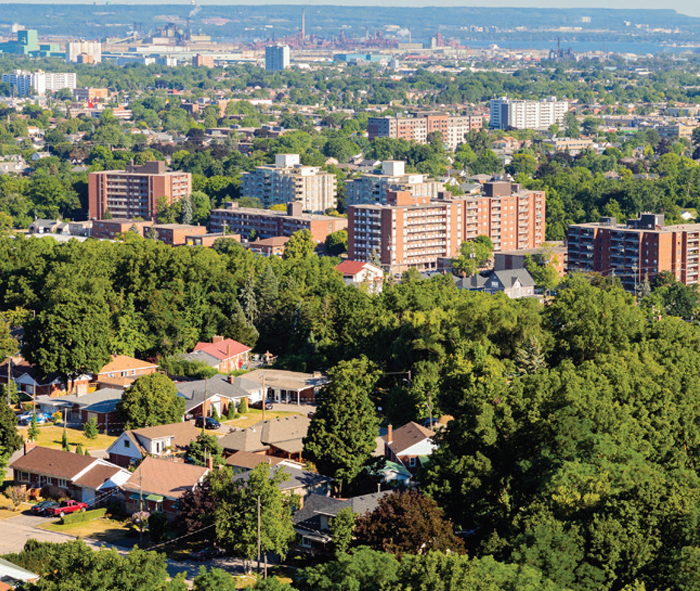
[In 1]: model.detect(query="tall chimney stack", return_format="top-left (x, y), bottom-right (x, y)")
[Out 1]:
top-left (387, 424), bottom-right (393, 444)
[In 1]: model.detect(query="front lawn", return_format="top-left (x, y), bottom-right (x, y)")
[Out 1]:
top-left (38, 517), bottom-right (132, 544)
top-left (17, 425), bottom-right (119, 451)
top-left (221, 409), bottom-right (303, 429)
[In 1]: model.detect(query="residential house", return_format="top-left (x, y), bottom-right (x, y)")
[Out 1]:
top-left (243, 369), bottom-right (328, 404)
top-left (94, 355), bottom-right (158, 384)
top-left (494, 243), bottom-right (567, 278)
top-left (218, 415), bottom-right (311, 462)
top-left (232, 464), bottom-right (332, 506)
top-left (335, 260), bottom-right (384, 294)
top-left (225, 450), bottom-right (303, 473)
top-left (0, 557), bottom-right (40, 588)
top-left (384, 422), bottom-right (436, 473)
top-left (11, 446), bottom-right (130, 504)
top-left (176, 374), bottom-right (262, 419)
top-left (0, 356), bottom-right (83, 398)
top-left (248, 236), bottom-right (290, 257)
top-left (191, 336), bottom-right (251, 372)
top-left (121, 457), bottom-right (208, 518)
top-left (107, 422), bottom-right (201, 468)
top-left (36, 387), bottom-right (122, 429)
top-left (454, 269), bottom-right (537, 299)
top-left (292, 491), bottom-right (389, 551)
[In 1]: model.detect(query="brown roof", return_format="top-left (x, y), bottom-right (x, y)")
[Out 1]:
top-left (11, 447), bottom-right (96, 480)
top-left (131, 422), bottom-right (201, 450)
top-left (98, 355), bottom-right (158, 375)
top-left (122, 457), bottom-right (208, 499)
top-left (73, 464), bottom-right (124, 489)
top-left (385, 422), bottom-right (435, 455)
top-left (225, 450), bottom-right (285, 469)
top-left (219, 415), bottom-right (310, 454)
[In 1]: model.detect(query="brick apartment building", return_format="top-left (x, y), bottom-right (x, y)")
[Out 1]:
top-left (88, 161), bottom-right (192, 220)
top-left (367, 113), bottom-right (483, 150)
top-left (348, 181), bottom-right (545, 273)
top-left (346, 160), bottom-right (445, 206)
top-left (192, 54), bottom-right (215, 67)
top-left (91, 218), bottom-right (154, 239)
top-left (241, 154), bottom-right (337, 212)
top-left (567, 214), bottom-right (700, 290)
top-left (209, 201), bottom-right (347, 244)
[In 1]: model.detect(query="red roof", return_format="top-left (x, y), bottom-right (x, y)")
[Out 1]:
top-left (193, 338), bottom-right (250, 361)
top-left (335, 260), bottom-right (372, 276)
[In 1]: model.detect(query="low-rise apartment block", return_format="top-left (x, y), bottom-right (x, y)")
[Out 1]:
top-left (657, 123), bottom-right (697, 141)
top-left (88, 161), bottom-right (192, 221)
top-left (209, 201), bottom-right (347, 244)
top-left (91, 218), bottom-right (153, 239)
top-left (567, 214), bottom-right (700, 289)
top-left (367, 112), bottom-right (483, 150)
top-left (241, 154), bottom-right (337, 212)
top-left (348, 181), bottom-right (545, 273)
top-left (345, 160), bottom-right (444, 206)
top-left (541, 137), bottom-right (594, 155)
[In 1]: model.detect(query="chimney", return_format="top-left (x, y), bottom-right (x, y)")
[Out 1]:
top-left (24, 440), bottom-right (37, 455)
top-left (206, 456), bottom-right (213, 470)
top-left (228, 375), bottom-right (235, 384)
top-left (227, 343), bottom-right (231, 357)
top-left (212, 335), bottom-right (224, 344)
top-left (387, 424), bottom-right (393, 444)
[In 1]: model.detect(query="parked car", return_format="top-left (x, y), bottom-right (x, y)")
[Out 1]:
top-left (421, 418), bottom-right (441, 429)
top-left (189, 546), bottom-right (225, 561)
top-left (251, 399), bottom-right (273, 411)
top-left (30, 500), bottom-right (59, 516)
top-left (18, 412), bottom-right (52, 426)
top-left (45, 500), bottom-right (88, 518)
top-left (194, 416), bottom-right (220, 430)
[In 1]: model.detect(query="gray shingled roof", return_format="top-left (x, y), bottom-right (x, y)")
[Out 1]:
top-left (233, 465), bottom-right (332, 491)
top-left (60, 388), bottom-right (123, 414)
top-left (176, 374), bottom-right (255, 413)
top-left (292, 491), bottom-right (390, 537)
top-left (181, 350), bottom-right (221, 368)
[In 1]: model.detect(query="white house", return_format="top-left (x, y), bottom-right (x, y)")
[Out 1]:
top-left (335, 260), bottom-right (384, 294)
top-left (384, 422), bottom-right (437, 473)
top-left (107, 422), bottom-right (200, 468)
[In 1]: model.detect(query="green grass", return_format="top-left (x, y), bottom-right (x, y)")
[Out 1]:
top-left (17, 424), bottom-right (118, 451)
top-left (221, 409), bottom-right (303, 429)
top-left (38, 517), bottom-right (132, 543)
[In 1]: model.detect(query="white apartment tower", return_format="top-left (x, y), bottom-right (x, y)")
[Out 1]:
top-left (265, 45), bottom-right (290, 71)
top-left (2, 70), bottom-right (77, 97)
top-left (490, 97), bottom-right (569, 130)
top-left (66, 41), bottom-right (102, 64)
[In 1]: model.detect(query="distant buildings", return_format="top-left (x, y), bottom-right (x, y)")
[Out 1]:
top-left (348, 181), bottom-right (545, 273)
top-left (73, 87), bottom-right (109, 102)
top-left (367, 113), bottom-right (483, 150)
top-left (490, 97), bottom-right (569, 130)
top-left (65, 41), bottom-right (102, 64)
top-left (2, 69), bottom-right (77, 97)
top-left (265, 45), bottom-right (290, 71)
top-left (241, 154), bottom-right (337, 212)
top-left (209, 201), bottom-right (347, 244)
top-left (567, 214), bottom-right (700, 290)
top-left (88, 161), bottom-right (192, 221)
top-left (0, 29), bottom-right (62, 57)
top-left (192, 54), bottom-right (214, 68)
top-left (345, 160), bottom-right (444, 206)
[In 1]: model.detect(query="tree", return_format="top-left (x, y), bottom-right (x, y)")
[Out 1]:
top-left (354, 490), bottom-right (465, 557)
top-left (61, 429), bottom-right (69, 451)
top-left (239, 397), bottom-right (248, 414)
top-left (83, 416), bottom-right (98, 440)
top-left (176, 474), bottom-right (217, 536)
top-left (28, 413), bottom-right (39, 441)
top-left (452, 235), bottom-right (493, 277)
top-left (525, 245), bottom-right (561, 295)
top-left (284, 229), bottom-right (316, 260)
top-left (188, 432), bottom-right (224, 467)
top-left (193, 567), bottom-right (237, 591)
top-left (180, 194), bottom-right (193, 225)
top-left (0, 316), bottom-right (17, 361)
top-left (116, 373), bottom-right (186, 430)
top-left (239, 271), bottom-right (259, 328)
top-left (564, 112), bottom-right (580, 138)
top-left (325, 229), bottom-right (348, 256)
top-left (330, 507), bottom-right (355, 555)
top-left (0, 401), bottom-right (22, 482)
top-left (303, 357), bottom-right (381, 494)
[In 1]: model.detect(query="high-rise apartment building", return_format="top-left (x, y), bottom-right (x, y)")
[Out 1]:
top-left (88, 161), bottom-right (192, 221)
top-left (192, 54), bottom-right (215, 68)
top-left (346, 161), bottom-right (445, 206)
top-left (367, 113), bottom-right (483, 150)
top-left (2, 70), bottom-right (77, 97)
top-left (567, 214), bottom-right (700, 290)
top-left (241, 154), bottom-right (337, 212)
top-left (490, 97), bottom-right (569, 130)
top-left (65, 41), bottom-right (102, 64)
top-left (348, 181), bottom-right (545, 272)
top-left (265, 45), bottom-right (290, 71)
top-left (210, 201), bottom-right (347, 244)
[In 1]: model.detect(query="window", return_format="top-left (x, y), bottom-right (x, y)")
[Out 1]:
top-left (300, 536), bottom-right (313, 548)
top-left (17, 471), bottom-right (28, 482)
top-left (57, 478), bottom-right (67, 488)
top-left (124, 439), bottom-right (131, 448)
top-left (409, 457), bottom-right (417, 468)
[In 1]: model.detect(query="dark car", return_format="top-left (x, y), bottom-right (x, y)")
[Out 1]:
top-left (251, 399), bottom-right (273, 410)
top-left (195, 416), bottom-right (220, 430)
top-left (31, 500), bottom-right (59, 516)
top-left (189, 546), bottom-right (225, 561)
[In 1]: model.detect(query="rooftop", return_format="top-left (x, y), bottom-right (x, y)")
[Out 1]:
top-left (122, 457), bottom-right (208, 499)
top-left (11, 446), bottom-right (95, 479)
top-left (385, 421), bottom-right (435, 455)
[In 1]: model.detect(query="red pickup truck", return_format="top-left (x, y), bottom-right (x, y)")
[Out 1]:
top-left (46, 500), bottom-right (88, 517)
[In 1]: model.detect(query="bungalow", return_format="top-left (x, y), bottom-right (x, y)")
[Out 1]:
top-left (0, 356), bottom-right (87, 398)
top-left (384, 422), bottom-right (436, 473)
top-left (454, 269), bottom-right (536, 299)
top-left (190, 336), bottom-right (251, 373)
top-left (243, 369), bottom-right (328, 405)
top-left (225, 450), bottom-right (303, 473)
top-left (35, 387), bottom-right (123, 429)
top-left (176, 374), bottom-right (262, 418)
top-left (94, 355), bottom-right (158, 383)
top-left (11, 446), bottom-right (130, 505)
top-left (107, 421), bottom-right (201, 468)
top-left (232, 464), bottom-right (332, 506)
top-left (335, 260), bottom-right (384, 294)
top-left (218, 415), bottom-right (311, 462)
top-left (121, 457), bottom-right (208, 519)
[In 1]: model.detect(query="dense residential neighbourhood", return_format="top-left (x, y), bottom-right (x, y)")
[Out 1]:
top-left (4, 6), bottom-right (700, 591)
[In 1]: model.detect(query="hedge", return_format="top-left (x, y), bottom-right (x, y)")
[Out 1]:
top-left (61, 507), bottom-right (107, 525)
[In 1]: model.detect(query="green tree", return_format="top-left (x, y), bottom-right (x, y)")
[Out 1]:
top-left (28, 413), bottom-right (39, 441)
top-left (303, 357), bottom-right (381, 494)
top-left (116, 373), bottom-right (185, 430)
top-left (180, 194), bottom-right (193, 225)
top-left (525, 245), bottom-right (561, 295)
top-left (564, 112), bottom-right (580, 138)
top-left (83, 416), bottom-right (98, 440)
top-left (193, 567), bottom-right (237, 591)
top-left (284, 229), bottom-right (316, 260)
top-left (330, 507), bottom-right (355, 555)
top-left (61, 429), bottom-right (70, 451)
top-left (325, 229), bottom-right (348, 256)
top-left (188, 432), bottom-right (225, 467)
top-left (452, 235), bottom-right (494, 277)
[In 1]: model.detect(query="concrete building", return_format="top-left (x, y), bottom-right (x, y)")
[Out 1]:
top-left (192, 54), bottom-right (215, 68)
top-left (367, 113), bottom-right (483, 150)
top-left (66, 41), bottom-right (102, 64)
top-left (348, 181), bottom-right (545, 273)
top-left (567, 214), bottom-right (700, 290)
top-left (2, 69), bottom-right (77, 97)
top-left (490, 97), bottom-right (569, 130)
top-left (91, 218), bottom-right (153, 239)
top-left (541, 137), bottom-right (594, 155)
top-left (209, 201), bottom-right (347, 244)
top-left (657, 123), bottom-right (697, 141)
top-left (73, 87), bottom-right (109, 102)
top-left (494, 243), bottom-right (567, 277)
top-left (241, 154), bottom-right (337, 212)
top-left (88, 161), bottom-right (192, 221)
top-left (345, 160), bottom-right (444, 206)
top-left (265, 45), bottom-right (290, 71)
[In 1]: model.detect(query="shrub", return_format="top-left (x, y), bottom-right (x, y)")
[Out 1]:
top-left (83, 417), bottom-right (98, 440)
top-left (7, 486), bottom-right (26, 510)
top-left (238, 398), bottom-right (248, 414)
top-left (61, 507), bottom-right (107, 525)
top-left (148, 511), bottom-right (168, 543)
top-left (211, 406), bottom-right (220, 421)
top-left (75, 444), bottom-right (83, 455)
top-left (131, 511), bottom-right (150, 528)
top-left (61, 430), bottom-right (69, 451)
top-left (52, 411), bottom-right (63, 425)
top-left (226, 403), bottom-right (236, 420)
